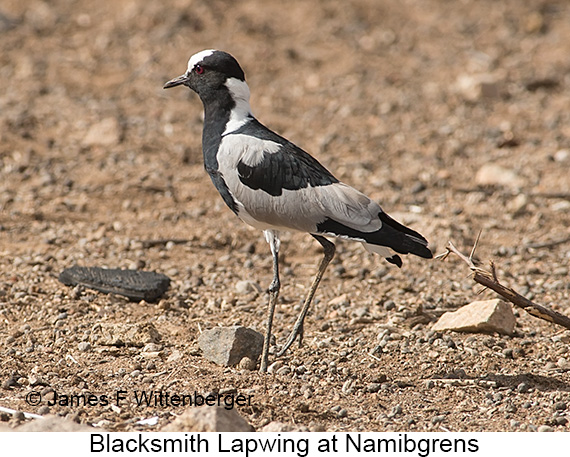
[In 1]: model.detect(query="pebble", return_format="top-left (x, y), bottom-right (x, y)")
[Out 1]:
top-left (475, 164), bottom-right (523, 189)
top-left (455, 73), bottom-right (502, 101)
top-left (431, 415), bottom-right (446, 425)
top-left (234, 280), bottom-right (262, 294)
top-left (366, 383), bottom-right (382, 393)
top-left (162, 406), bottom-right (253, 432)
top-left (517, 382), bottom-right (530, 393)
top-left (83, 117), bottom-right (121, 147)
top-left (276, 366), bottom-right (292, 376)
top-left (537, 425), bottom-right (554, 432)
top-left (77, 342), bottom-right (92, 352)
top-left (554, 401), bottom-right (567, 411)
top-left (198, 326), bottom-right (264, 366)
top-left (268, 361), bottom-right (283, 374)
top-left (390, 404), bottom-right (403, 417)
top-left (238, 357), bottom-right (257, 371)
top-left (142, 343), bottom-right (163, 352)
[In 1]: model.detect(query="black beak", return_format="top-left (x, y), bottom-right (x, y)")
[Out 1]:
top-left (163, 73), bottom-right (189, 89)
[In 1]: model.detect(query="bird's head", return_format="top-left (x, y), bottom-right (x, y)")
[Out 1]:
top-left (164, 50), bottom-right (247, 99)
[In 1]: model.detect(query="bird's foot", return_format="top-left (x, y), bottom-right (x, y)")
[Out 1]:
top-left (276, 321), bottom-right (304, 357)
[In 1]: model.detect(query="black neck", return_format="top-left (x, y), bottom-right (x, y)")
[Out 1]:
top-left (200, 89), bottom-right (235, 171)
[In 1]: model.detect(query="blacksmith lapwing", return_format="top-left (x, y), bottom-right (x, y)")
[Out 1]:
top-left (164, 50), bottom-right (433, 372)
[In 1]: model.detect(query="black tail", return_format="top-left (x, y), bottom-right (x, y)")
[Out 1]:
top-left (316, 211), bottom-right (433, 259)
top-left (377, 212), bottom-right (433, 259)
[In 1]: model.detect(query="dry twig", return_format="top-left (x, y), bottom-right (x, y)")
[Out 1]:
top-left (440, 240), bottom-right (570, 331)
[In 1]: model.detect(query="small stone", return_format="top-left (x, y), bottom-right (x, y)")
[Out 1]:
top-left (431, 415), bottom-right (446, 425)
top-left (77, 342), bottom-right (91, 352)
top-left (238, 357), bottom-right (257, 371)
top-left (338, 409), bottom-right (348, 418)
top-left (366, 383), bottom-right (382, 393)
top-left (432, 299), bottom-right (515, 335)
top-left (455, 73), bottom-right (502, 101)
top-left (328, 294), bottom-right (350, 307)
top-left (162, 406), bottom-right (253, 432)
top-left (554, 149), bottom-right (569, 163)
top-left (554, 402), bottom-right (567, 411)
top-left (505, 403), bottom-right (517, 413)
top-left (517, 382), bottom-right (530, 393)
top-left (390, 404), bottom-right (403, 416)
top-left (198, 326), bottom-right (264, 366)
top-left (259, 422), bottom-right (310, 432)
top-left (475, 164), bottom-right (523, 189)
top-left (512, 347), bottom-right (525, 358)
top-left (142, 343), bottom-right (163, 352)
top-left (537, 425), bottom-right (554, 432)
top-left (276, 366), bottom-right (292, 376)
top-left (83, 117), bottom-right (121, 147)
top-left (507, 194), bottom-right (528, 215)
top-left (268, 361), bottom-right (283, 374)
top-left (235, 280), bottom-right (262, 294)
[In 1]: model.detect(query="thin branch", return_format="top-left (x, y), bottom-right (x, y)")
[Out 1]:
top-left (442, 241), bottom-right (570, 331)
top-left (525, 235), bottom-right (570, 250)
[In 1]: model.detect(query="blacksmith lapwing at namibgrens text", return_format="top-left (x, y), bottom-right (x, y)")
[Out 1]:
top-left (164, 50), bottom-right (433, 372)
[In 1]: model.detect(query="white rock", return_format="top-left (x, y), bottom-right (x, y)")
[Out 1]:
top-left (455, 73), bottom-right (501, 101)
top-left (475, 164), bottom-right (523, 189)
top-left (554, 149), bottom-right (569, 162)
top-left (432, 299), bottom-right (515, 335)
top-left (235, 280), bottom-right (262, 294)
top-left (260, 421), bottom-right (310, 432)
top-left (83, 117), bottom-right (121, 147)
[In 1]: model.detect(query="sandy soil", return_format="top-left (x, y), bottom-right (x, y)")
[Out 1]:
top-left (1, 0), bottom-right (569, 432)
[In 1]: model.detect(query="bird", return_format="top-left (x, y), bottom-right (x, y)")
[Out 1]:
top-left (164, 50), bottom-right (433, 372)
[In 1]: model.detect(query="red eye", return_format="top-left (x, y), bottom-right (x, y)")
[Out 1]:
top-left (195, 65), bottom-right (204, 75)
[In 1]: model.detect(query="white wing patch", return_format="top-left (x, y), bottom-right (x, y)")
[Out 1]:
top-left (219, 134), bottom-right (281, 168)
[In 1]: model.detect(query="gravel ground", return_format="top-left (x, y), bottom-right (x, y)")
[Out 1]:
top-left (1, 0), bottom-right (570, 432)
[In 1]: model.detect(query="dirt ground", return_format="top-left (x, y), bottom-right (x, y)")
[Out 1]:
top-left (1, 0), bottom-right (570, 432)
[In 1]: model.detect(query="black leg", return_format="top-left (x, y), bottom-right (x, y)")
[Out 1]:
top-left (260, 230), bottom-right (280, 372)
top-left (277, 235), bottom-right (335, 357)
